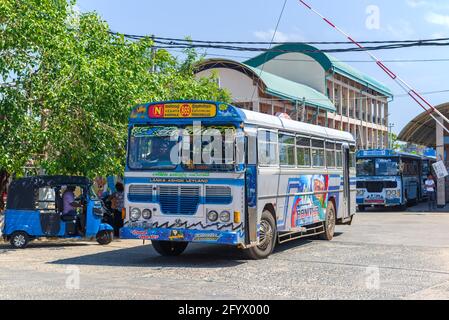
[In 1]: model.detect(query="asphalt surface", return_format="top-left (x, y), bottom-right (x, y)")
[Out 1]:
top-left (1, 211), bottom-right (449, 300)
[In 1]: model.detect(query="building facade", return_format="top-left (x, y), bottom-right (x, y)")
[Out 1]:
top-left (195, 43), bottom-right (393, 149)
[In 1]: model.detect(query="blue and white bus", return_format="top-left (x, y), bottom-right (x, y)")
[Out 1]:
top-left (356, 149), bottom-right (423, 210)
top-left (120, 101), bottom-right (356, 259)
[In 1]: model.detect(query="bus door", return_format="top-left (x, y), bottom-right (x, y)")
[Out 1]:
top-left (342, 144), bottom-right (351, 220)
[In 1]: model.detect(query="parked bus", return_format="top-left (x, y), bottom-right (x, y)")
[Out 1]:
top-left (356, 149), bottom-right (424, 210)
top-left (120, 101), bottom-right (356, 259)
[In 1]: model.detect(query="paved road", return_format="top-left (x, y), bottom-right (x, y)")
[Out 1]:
top-left (1, 211), bottom-right (449, 300)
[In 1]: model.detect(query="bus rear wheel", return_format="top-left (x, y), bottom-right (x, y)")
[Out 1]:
top-left (245, 210), bottom-right (277, 260)
top-left (151, 240), bottom-right (188, 256)
top-left (319, 202), bottom-right (336, 241)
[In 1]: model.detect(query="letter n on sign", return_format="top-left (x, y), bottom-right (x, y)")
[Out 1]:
top-left (149, 104), bottom-right (165, 118)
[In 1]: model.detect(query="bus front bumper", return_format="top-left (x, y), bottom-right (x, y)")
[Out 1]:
top-left (120, 226), bottom-right (244, 246)
top-left (357, 198), bottom-right (402, 206)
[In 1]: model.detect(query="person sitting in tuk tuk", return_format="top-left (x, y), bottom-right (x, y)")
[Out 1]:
top-left (62, 186), bottom-right (82, 220)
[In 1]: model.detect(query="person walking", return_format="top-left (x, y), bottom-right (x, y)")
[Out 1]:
top-left (425, 174), bottom-right (437, 211)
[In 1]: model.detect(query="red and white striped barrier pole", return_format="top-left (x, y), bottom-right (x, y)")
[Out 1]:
top-left (299, 0), bottom-right (449, 134)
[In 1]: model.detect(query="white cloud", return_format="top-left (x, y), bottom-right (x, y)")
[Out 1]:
top-left (406, 0), bottom-right (429, 8)
top-left (406, 0), bottom-right (449, 10)
top-left (426, 12), bottom-right (449, 28)
top-left (253, 29), bottom-right (305, 42)
top-left (385, 20), bottom-right (415, 38)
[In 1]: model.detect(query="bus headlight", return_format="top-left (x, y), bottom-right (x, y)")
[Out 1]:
top-left (130, 208), bottom-right (141, 221)
top-left (142, 209), bottom-right (152, 220)
top-left (207, 210), bottom-right (218, 222)
top-left (386, 190), bottom-right (392, 197)
top-left (219, 211), bottom-right (231, 223)
top-left (357, 189), bottom-right (364, 196)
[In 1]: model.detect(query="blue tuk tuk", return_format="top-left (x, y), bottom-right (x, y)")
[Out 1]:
top-left (2, 176), bottom-right (113, 248)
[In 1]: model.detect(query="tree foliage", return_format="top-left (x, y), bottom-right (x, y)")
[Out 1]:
top-left (0, 0), bottom-right (230, 178)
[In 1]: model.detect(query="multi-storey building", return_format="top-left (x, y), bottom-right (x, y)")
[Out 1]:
top-left (195, 43), bottom-right (393, 149)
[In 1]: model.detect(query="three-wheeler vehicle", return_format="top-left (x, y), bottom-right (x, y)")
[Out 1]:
top-left (2, 176), bottom-right (113, 248)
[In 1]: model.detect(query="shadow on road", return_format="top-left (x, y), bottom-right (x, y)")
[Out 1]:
top-left (0, 240), bottom-right (89, 251)
top-left (48, 233), bottom-right (326, 268)
top-left (49, 242), bottom-right (249, 268)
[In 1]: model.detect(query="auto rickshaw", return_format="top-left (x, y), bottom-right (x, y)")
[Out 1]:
top-left (2, 176), bottom-right (113, 248)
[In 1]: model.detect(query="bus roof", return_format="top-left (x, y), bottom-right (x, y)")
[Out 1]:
top-left (357, 149), bottom-right (423, 159)
top-left (129, 101), bottom-right (355, 143)
top-left (240, 108), bottom-right (354, 143)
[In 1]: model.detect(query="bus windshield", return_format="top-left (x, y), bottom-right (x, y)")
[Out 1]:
top-left (357, 157), bottom-right (400, 176)
top-left (128, 125), bottom-right (237, 171)
top-left (375, 158), bottom-right (400, 176)
top-left (356, 159), bottom-right (374, 176)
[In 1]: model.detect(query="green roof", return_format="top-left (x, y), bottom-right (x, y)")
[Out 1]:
top-left (244, 43), bottom-right (393, 98)
top-left (243, 64), bottom-right (336, 112)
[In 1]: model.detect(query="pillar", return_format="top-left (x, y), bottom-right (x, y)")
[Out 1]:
top-left (436, 116), bottom-right (446, 207)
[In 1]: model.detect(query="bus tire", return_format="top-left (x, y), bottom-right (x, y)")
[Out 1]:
top-left (319, 202), bottom-right (336, 241)
top-left (245, 210), bottom-right (277, 260)
top-left (358, 205), bottom-right (366, 212)
top-left (151, 240), bottom-right (188, 256)
top-left (10, 231), bottom-right (30, 249)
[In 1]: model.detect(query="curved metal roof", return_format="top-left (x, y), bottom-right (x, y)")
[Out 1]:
top-left (398, 103), bottom-right (449, 147)
top-left (243, 43), bottom-right (393, 98)
top-left (195, 59), bottom-right (336, 112)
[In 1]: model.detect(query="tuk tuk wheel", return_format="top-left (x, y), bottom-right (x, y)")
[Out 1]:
top-left (96, 230), bottom-right (113, 245)
top-left (10, 231), bottom-right (30, 249)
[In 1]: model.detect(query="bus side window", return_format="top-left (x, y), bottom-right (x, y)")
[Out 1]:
top-left (335, 143), bottom-right (343, 168)
top-left (297, 136), bottom-right (311, 167)
top-left (326, 141), bottom-right (336, 168)
top-left (349, 145), bottom-right (356, 169)
top-left (258, 129), bottom-right (279, 166)
top-left (311, 139), bottom-right (325, 168)
top-left (279, 133), bottom-right (296, 167)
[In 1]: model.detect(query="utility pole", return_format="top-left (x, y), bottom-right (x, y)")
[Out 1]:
top-left (388, 123), bottom-right (395, 150)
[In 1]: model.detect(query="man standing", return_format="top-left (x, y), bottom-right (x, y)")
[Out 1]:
top-left (425, 174), bottom-right (437, 211)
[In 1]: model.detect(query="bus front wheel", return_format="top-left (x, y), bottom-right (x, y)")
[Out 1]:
top-left (319, 202), bottom-right (336, 241)
top-left (151, 240), bottom-right (188, 256)
top-left (245, 210), bottom-right (277, 260)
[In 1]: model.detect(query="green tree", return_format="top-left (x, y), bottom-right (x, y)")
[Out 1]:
top-left (0, 0), bottom-right (229, 188)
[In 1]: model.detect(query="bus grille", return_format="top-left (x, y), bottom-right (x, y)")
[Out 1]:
top-left (158, 186), bottom-right (200, 215)
top-left (128, 184), bottom-right (153, 202)
top-left (205, 186), bottom-right (232, 204)
top-left (357, 181), bottom-right (397, 193)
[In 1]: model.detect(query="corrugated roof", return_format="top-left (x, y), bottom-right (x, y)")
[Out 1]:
top-left (398, 102), bottom-right (449, 147)
top-left (195, 59), bottom-right (336, 112)
top-left (244, 43), bottom-right (393, 98)
top-left (244, 64), bottom-right (336, 112)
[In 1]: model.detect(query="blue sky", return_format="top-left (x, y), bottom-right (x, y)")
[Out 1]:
top-left (76, 0), bottom-right (449, 135)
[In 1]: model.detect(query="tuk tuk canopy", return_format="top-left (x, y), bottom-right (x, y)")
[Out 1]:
top-left (7, 176), bottom-right (91, 210)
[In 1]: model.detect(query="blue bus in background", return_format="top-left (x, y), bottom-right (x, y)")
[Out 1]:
top-left (356, 150), bottom-right (423, 211)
